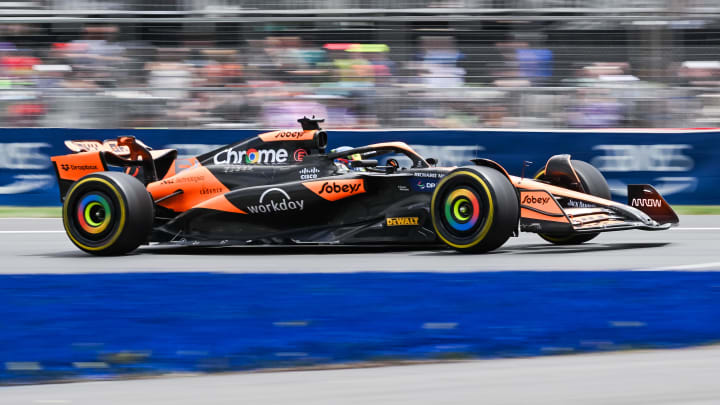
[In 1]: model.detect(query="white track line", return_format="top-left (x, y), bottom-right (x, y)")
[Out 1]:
top-left (671, 227), bottom-right (720, 231)
top-left (0, 230), bottom-right (64, 234)
top-left (0, 217), bottom-right (61, 221)
top-left (1, 228), bottom-right (719, 235)
top-left (645, 262), bottom-right (720, 270)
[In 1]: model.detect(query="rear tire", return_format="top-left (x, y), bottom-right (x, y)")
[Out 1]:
top-left (535, 160), bottom-right (611, 245)
top-left (431, 166), bottom-right (519, 253)
top-left (62, 172), bottom-right (153, 255)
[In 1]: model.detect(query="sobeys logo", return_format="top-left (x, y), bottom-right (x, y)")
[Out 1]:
top-left (302, 179), bottom-right (366, 201)
top-left (273, 130), bottom-right (305, 140)
top-left (386, 217), bottom-right (419, 226)
top-left (258, 130), bottom-right (314, 142)
top-left (319, 182), bottom-right (361, 194)
top-left (521, 195), bottom-right (550, 205)
top-left (246, 187), bottom-right (304, 214)
top-left (213, 147), bottom-right (288, 165)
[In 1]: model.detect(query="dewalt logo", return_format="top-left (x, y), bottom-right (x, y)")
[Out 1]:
top-left (386, 217), bottom-right (419, 226)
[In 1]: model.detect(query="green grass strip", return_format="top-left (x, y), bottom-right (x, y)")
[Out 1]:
top-left (0, 206), bottom-right (61, 218)
top-left (0, 205), bottom-right (719, 218)
top-left (673, 206), bottom-right (720, 215)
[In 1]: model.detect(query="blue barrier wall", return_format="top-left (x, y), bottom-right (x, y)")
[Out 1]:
top-left (2, 271), bottom-right (720, 384)
top-left (0, 128), bottom-right (717, 205)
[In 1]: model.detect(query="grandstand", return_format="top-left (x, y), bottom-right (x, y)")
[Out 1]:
top-left (0, 0), bottom-right (719, 128)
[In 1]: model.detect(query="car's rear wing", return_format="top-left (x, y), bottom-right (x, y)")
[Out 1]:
top-left (51, 136), bottom-right (178, 200)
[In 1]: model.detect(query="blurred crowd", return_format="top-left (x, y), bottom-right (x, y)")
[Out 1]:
top-left (1, 22), bottom-right (720, 129)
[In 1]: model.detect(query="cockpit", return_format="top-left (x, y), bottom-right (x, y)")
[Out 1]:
top-left (328, 142), bottom-right (432, 174)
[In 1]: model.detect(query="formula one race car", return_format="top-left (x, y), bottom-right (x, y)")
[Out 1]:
top-left (51, 117), bottom-right (678, 255)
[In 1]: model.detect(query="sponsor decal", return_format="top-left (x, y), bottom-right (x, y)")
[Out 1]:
top-left (413, 180), bottom-right (436, 192)
top-left (246, 187), bottom-right (304, 214)
top-left (222, 165), bottom-right (253, 174)
top-left (213, 147), bottom-right (288, 165)
top-left (200, 185), bottom-right (224, 196)
top-left (413, 172), bottom-right (445, 179)
top-left (299, 167), bottom-right (320, 180)
top-left (102, 140), bottom-right (129, 155)
top-left (566, 199), bottom-right (595, 209)
top-left (66, 140), bottom-right (130, 155)
top-left (65, 140), bottom-right (101, 152)
top-left (520, 191), bottom-right (564, 215)
top-left (60, 163), bottom-right (99, 172)
top-left (631, 198), bottom-right (662, 208)
top-left (303, 179), bottom-right (366, 201)
top-left (161, 175), bottom-right (204, 185)
top-left (273, 130), bottom-right (305, 140)
top-left (294, 149), bottom-right (308, 162)
top-left (411, 172), bottom-right (443, 191)
top-left (521, 195), bottom-right (550, 205)
top-left (258, 130), bottom-right (315, 142)
top-left (161, 174), bottom-right (203, 185)
top-left (386, 217), bottom-right (419, 226)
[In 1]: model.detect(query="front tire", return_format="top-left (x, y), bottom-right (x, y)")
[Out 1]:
top-left (535, 160), bottom-right (611, 245)
top-left (431, 166), bottom-right (519, 253)
top-left (62, 172), bottom-right (153, 255)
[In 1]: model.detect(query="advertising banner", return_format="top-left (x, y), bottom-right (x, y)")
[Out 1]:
top-left (0, 128), bottom-right (716, 205)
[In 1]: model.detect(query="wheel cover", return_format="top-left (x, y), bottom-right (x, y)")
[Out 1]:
top-left (76, 193), bottom-right (113, 235)
top-left (63, 177), bottom-right (127, 251)
top-left (443, 188), bottom-right (482, 233)
top-left (432, 171), bottom-right (495, 249)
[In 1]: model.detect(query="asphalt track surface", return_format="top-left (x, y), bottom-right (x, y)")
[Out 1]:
top-left (4, 345), bottom-right (720, 404)
top-left (0, 215), bottom-right (718, 273)
top-left (2, 216), bottom-right (720, 403)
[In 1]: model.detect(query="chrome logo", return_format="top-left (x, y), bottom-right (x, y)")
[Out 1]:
top-left (76, 193), bottom-right (112, 234)
top-left (244, 148), bottom-right (259, 164)
top-left (444, 188), bottom-right (480, 232)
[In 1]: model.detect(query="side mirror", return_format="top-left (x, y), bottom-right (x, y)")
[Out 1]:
top-left (426, 158), bottom-right (437, 166)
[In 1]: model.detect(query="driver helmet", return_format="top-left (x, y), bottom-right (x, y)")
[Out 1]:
top-left (330, 146), bottom-right (365, 172)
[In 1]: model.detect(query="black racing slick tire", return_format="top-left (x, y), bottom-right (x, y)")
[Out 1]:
top-left (535, 160), bottom-right (611, 245)
top-left (62, 171), bottom-right (153, 255)
top-left (431, 166), bottom-right (519, 253)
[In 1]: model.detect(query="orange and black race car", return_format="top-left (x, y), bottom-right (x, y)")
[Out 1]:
top-left (51, 117), bottom-right (678, 255)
